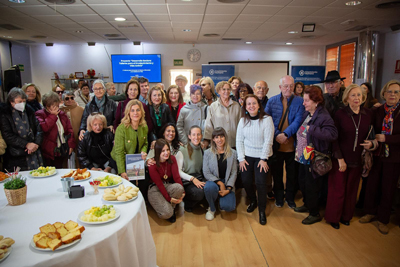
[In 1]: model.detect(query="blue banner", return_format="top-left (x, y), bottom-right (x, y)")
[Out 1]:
top-left (291, 66), bottom-right (326, 85)
top-left (202, 65), bottom-right (235, 84)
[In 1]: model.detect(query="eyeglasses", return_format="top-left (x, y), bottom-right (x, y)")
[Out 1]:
top-left (386, 90), bottom-right (400, 95)
top-left (56, 91), bottom-right (64, 94)
top-left (93, 88), bottom-right (104, 92)
top-left (65, 97), bottom-right (74, 101)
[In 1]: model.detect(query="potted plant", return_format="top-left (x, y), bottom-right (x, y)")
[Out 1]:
top-left (4, 174), bottom-right (27, 206)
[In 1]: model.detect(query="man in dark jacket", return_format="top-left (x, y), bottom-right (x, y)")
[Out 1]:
top-left (254, 80), bottom-right (269, 109)
top-left (323, 70), bottom-right (346, 118)
top-left (79, 80), bottom-right (117, 140)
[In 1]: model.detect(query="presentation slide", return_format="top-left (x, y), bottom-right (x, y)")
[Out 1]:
top-left (111, 54), bottom-right (162, 83)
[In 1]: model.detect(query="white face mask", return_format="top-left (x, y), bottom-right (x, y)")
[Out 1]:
top-left (14, 102), bottom-right (26, 112)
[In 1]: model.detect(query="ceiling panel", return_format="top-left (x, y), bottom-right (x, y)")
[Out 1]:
top-left (276, 6), bottom-right (321, 16)
top-left (167, 0), bottom-right (207, 3)
top-left (248, 0), bottom-right (291, 5)
top-left (205, 4), bottom-right (245, 15)
top-left (136, 14), bottom-right (170, 22)
top-left (236, 14), bottom-right (272, 23)
top-left (267, 15), bottom-right (304, 23)
top-left (49, 4), bottom-right (95, 16)
top-left (88, 4), bottom-right (132, 15)
top-left (33, 15), bottom-right (73, 24)
top-left (12, 6), bottom-right (58, 16)
top-left (82, 0), bottom-right (126, 4)
top-left (172, 22), bottom-right (202, 28)
top-left (201, 22), bottom-right (232, 28)
top-left (79, 22), bottom-right (112, 29)
top-left (147, 27), bottom-right (173, 33)
top-left (171, 15), bottom-right (203, 22)
top-left (142, 21), bottom-right (172, 27)
top-left (0, 16), bottom-right (42, 26)
top-left (204, 14), bottom-right (237, 23)
top-left (125, 0), bottom-right (165, 4)
top-left (128, 4), bottom-right (168, 15)
top-left (66, 15), bottom-right (105, 23)
top-left (230, 21), bottom-right (264, 29)
top-left (0, 6), bottom-right (27, 17)
top-left (168, 4), bottom-right (206, 15)
top-left (288, 0), bottom-right (336, 7)
top-left (101, 14), bottom-right (139, 22)
top-left (242, 5), bottom-right (283, 16)
top-left (327, 0), bottom-right (378, 8)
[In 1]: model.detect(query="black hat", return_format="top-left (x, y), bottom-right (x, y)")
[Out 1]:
top-left (322, 70), bottom-right (346, 83)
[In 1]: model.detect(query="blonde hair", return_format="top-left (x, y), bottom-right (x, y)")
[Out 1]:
top-left (147, 86), bottom-right (166, 105)
top-left (228, 76), bottom-right (243, 84)
top-left (200, 76), bottom-right (217, 98)
top-left (22, 83), bottom-right (42, 103)
top-left (215, 81), bottom-right (231, 94)
top-left (52, 84), bottom-right (65, 92)
top-left (121, 99), bottom-right (147, 128)
top-left (342, 84), bottom-right (367, 106)
top-left (87, 114), bottom-right (107, 132)
top-left (380, 79), bottom-right (400, 99)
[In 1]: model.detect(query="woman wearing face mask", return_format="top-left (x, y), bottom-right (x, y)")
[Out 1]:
top-left (177, 84), bottom-right (207, 145)
top-left (113, 79), bottom-right (153, 133)
top-left (78, 113), bottom-right (116, 173)
top-left (175, 126), bottom-right (205, 212)
top-left (166, 85), bottom-right (185, 123)
top-left (148, 138), bottom-right (185, 223)
top-left (22, 83), bottom-right (42, 112)
top-left (75, 83), bottom-right (92, 108)
top-left (35, 92), bottom-right (76, 168)
top-left (148, 86), bottom-right (175, 142)
top-left (0, 88), bottom-right (43, 171)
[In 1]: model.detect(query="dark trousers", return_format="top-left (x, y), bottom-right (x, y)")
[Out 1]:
top-left (364, 159), bottom-right (400, 224)
top-left (241, 156), bottom-right (268, 211)
top-left (271, 151), bottom-right (296, 202)
top-left (325, 160), bottom-right (362, 223)
top-left (183, 183), bottom-right (205, 208)
top-left (44, 156), bottom-right (67, 169)
top-left (298, 163), bottom-right (322, 216)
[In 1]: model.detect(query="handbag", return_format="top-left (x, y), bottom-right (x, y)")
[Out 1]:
top-left (311, 150), bottom-right (332, 176)
top-left (57, 133), bottom-right (70, 157)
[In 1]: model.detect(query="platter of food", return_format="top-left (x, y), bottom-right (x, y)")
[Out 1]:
top-left (62, 168), bottom-right (91, 181)
top-left (102, 185), bottom-right (139, 203)
top-left (78, 205), bottom-right (120, 225)
top-left (93, 175), bottom-right (123, 188)
top-left (0, 236), bottom-right (15, 263)
top-left (0, 172), bottom-right (10, 183)
top-left (29, 166), bottom-right (57, 178)
top-left (31, 220), bottom-right (85, 251)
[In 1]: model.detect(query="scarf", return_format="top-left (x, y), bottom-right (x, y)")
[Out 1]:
top-left (56, 115), bottom-right (65, 148)
top-left (27, 100), bottom-right (42, 112)
top-left (153, 104), bottom-right (161, 127)
top-left (11, 109), bottom-right (43, 169)
top-left (95, 95), bottom-right (106, 114)
top-left (382, 102), bottom-right (400, 157)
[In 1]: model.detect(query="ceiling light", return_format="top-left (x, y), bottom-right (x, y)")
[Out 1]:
top-left (88, 42), bottom-right (96, 46)
top-left (302, 23), bottom-right (315, 32)
top-left (31, 35), bottom-right (47, 39)
top-left (345, 1), bottom-right (362, 6)
top-left (217, 0), bottom-right (245, 2)
top-left (183, 29), bottom-right (191, 32)
top-left (3, 36), bottom-right (13, 38)
top-left (245, 41), bottom-right (252, 44)
top-left (114, 17), bottom-right (126, 21)
top-left (75, 30), bottom-right (83, 33)
top-left (181, 0), bottom-right (193, 1)
top-left (133, 41), bottom-right (141, 45)
top-left (9, 0), bottom-right (25, 3)
top-left (45, 43), bottom-right (54, 46)
top-left (44, 0), bottom-right (75, 4)
top-left (286, 42), bottom-right (293, 45)
top-left (288, 31), bottom-right (298, 34)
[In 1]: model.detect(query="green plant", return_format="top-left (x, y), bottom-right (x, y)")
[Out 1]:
top-left (4, 175), bottom-right (26, 190)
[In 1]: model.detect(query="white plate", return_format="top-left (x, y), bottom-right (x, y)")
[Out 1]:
top-left (28, 170), bottom-right (58, 178)
top-left (77, 207), bottom-right (121, 225)
top-left (0, 246), bottom-right (12, 263)
top-left (72, 174), bottom-right (91, 182)
top-left (30, 236), bottom-right (81, 251)
top-left (93, 177), bottom-right (123, 188)
top-left (102, 195), bottom-right (138, 204)
top-left (0, 177), bottom-right (10, 183)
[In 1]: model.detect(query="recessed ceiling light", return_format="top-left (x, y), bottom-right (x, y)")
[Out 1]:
top-left (345, 1), bottom-right (362, 6)
top-left (9, 0), bottom-right (25, 3)
top-left (182, 29), bottom-right (191, 32)
top-left (203, 33), bottom-right (220, 37)
top-left (302, 23), bottom-right (315, 32)
top-left (31, 35), bottom-right (47, 39)
top-left (245, 41), bottom-right (252, 44)
top-left (115, 17), bottom-right (126, 21)
top-left (286, 42), bottom-right (293, 45)
top-left (288, 31), bottom-right (298, 34)
top-left (3, 36), bottom-right (13, 38)
top-left (75, 30), bottom-right (83, 33)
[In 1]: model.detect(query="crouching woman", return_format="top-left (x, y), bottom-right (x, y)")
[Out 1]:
top-left (148, 139), bottom-right (185, 223)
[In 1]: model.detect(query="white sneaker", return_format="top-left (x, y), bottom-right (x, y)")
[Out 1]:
top-left (205, 208), bottom-right (215, 221)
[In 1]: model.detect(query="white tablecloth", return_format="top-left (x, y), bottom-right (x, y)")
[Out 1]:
top-left (0, 169), bottom-right (157, 267)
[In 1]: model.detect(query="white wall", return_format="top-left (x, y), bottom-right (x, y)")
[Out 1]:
top-left (30, 43), bottom-right (325, 97)
top-left (378, 31), bottom-right (400, 91)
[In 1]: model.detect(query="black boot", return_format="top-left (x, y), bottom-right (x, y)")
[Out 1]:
top-left (259, 211), bottom-right (267, 225)
top-left (167, 213), bottom-right (176, 223)
top-left (247, 202), bottom-right (258, 213)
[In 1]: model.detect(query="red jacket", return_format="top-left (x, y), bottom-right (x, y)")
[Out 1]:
top-left (166, 102), bottom-right (186, 122)
top-left (35, 109), bottom-right (76, 160)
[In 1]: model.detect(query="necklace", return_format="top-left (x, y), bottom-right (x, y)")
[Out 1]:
top-left (350, 112), bottom-right (362, 152)
top-left (160, 162), bottom-right (168, 180)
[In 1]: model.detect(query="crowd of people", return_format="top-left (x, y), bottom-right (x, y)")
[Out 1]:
top-left (1, 72), bottom-right (399, 234)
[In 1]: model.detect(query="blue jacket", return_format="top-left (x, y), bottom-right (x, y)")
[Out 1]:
top-left (265, 93), bottom-right (305, 138)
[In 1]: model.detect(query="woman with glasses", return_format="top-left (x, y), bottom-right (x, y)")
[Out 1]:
top-left (360, 80), bottom-right (400, 235)
top-left (200, 77), bottom-right (217, 106)
top-left (75, 83), bottom-right (92, 108)
top-left (165, 85), bottom-right (185, 123)
top-left (79, 80), bottom-right (117, 141)
top-left (52, 84), bottom-right (65, 106)
top-left (36, 92), bottom-right (76, 168)
top-left (235, 83), bottom-right (253, 106)
top-left (203, 81), bottom-right (241, 149)
top-left (22, 83), bottom-right (42, 112)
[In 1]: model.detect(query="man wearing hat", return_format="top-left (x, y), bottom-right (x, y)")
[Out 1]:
top-left (175, 75), bottom-right (190, 103)
top-left (323, 70), bottom-right (346, 117)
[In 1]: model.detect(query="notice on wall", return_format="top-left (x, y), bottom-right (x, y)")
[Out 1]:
top-left (202, 65), bottom-right (235, 84)
top-left (291, 66), bottom-right (326, 85)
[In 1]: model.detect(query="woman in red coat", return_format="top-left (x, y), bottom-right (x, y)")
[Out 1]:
top-left (166, 85), bottom-right (185, 123)
top-left (35, 92), bottom-right (76, 168)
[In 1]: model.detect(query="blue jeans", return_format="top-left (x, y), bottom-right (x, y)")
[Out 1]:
top-left (204, 180), bottom-right (236, 212)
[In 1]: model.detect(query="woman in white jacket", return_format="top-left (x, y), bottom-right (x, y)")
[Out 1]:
top-left (236, 94), bottom-right (274, 225)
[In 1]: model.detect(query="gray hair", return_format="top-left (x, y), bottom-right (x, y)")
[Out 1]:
top-left (7, 87), bottom-right (27, 104)
top-left (62, 90), bottom-right (74, 100)
top-left (92, 79), bottom-right (105, 90)
top-left (279, 75), bottom-right (294, 85)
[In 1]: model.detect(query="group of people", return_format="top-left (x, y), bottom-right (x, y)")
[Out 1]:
top-left (0, 71), bottom-right (399, 235)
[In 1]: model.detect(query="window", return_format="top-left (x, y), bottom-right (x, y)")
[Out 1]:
top-left (169, 69), bottom-right (193, 92)
top-left (326, 40), bottom-right (357, 88)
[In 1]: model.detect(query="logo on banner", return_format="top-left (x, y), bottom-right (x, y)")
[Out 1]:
top-left (299, 70), bottom-right (305, 76)
top-left (209, 69), bottom-right (215, 75)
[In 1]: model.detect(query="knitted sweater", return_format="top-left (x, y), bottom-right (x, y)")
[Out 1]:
top-left (236, 116), bottom-right (274, 162)
top-left (175, 143), bottom-right (203, 181)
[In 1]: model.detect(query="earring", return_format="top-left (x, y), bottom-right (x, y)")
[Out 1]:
top-left (316, 104), bottom-right (318, 108)
top-left (245, 111), bottom-right (248, 115)
top-left (258, 109), bottom-right (260, 113)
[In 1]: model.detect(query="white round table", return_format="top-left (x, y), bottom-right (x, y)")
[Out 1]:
top-left (0, 169), bottom-right (156, 267)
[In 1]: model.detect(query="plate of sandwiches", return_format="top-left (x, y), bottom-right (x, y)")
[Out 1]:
top-left (31, 220), bottom-right (85, 251)
top-left (0, 236), bottom-right (15, 263)
top-left (62, 169), bottom-right (91, 181)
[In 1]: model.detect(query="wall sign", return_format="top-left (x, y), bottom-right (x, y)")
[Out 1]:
top-left (18, 64), bottom-right (24, 72)
top-left (291, 65), bottom-right (326, 85)
top-left (174, 59), bottom-right (183, 66)
top-left (202, 65), bottom-right (235, 84)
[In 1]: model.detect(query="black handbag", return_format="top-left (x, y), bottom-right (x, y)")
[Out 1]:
top-left (57, 133), bottom-right (70, 157)
top-left (311, 150), bottom-right (332, 176)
